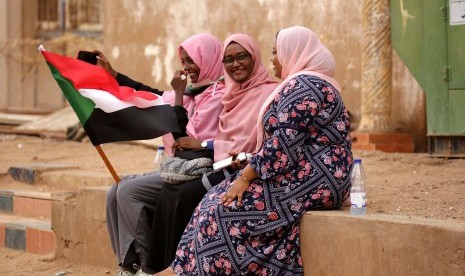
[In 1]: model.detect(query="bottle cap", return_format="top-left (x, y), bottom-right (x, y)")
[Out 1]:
top-left (158, 146), bottom-right (165, 150)
top-left (354, 159), bottom-right (361, 164)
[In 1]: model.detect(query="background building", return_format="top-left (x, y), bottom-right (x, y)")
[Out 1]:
top-left (1, 0), bottom-right (463, 154)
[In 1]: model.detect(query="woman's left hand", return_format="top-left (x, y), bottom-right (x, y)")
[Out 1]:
top-left (221, 177), bottom-right (250, 207)
top-left (172, 137), bottom-right (202, 151)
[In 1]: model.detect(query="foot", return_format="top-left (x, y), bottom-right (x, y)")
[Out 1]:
top-left (135, 269), bottom-right (152, 276)
top-left (133, 264), bottom-right (152, 276)
top-left (116, 268), bottom-right (136, 276)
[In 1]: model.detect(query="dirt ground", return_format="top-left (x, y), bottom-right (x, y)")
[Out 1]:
top-left (1, 134), bottom-right (464, 275)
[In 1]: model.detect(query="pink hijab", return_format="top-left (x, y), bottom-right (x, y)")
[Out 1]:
top-left (162, 33), bottom-right (225, 155)
top-left (214, 34), bottom-right (278, 161)
top-left (256, 26), bottom-right (342, 150)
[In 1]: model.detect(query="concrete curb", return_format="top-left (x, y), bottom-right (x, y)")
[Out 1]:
top-left (301, 211), bottom-right (465, 275)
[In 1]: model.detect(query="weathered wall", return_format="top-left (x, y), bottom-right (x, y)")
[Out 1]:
top-left (0, 0), bottom-right (103, 112)
top-left (102, 0), bottom-right (427, 151)
top-left (0, 0), bottom-right (8, 110)
top-left (102, 0), bottom-right (362, 98)
top-left (392, 51), bottom-right (427, 151)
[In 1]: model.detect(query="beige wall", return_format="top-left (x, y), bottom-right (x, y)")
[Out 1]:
top-left (2, 0), bottom-right (24, 110)
top-left (0, 0), bottom-right (426, 150)
top-left (392, 51), bottom-right (427, 151)
top-left (0, 0), bottom-right (8, 109)
top-left (0, 0), bottom-right (103, 113)
top-left (102, 0), bottom-right (363, 98)
top-left (102, 0), bottom-right (427, 151)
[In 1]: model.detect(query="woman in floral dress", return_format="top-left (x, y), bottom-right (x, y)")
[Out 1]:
top-left (157, 26), bottom-right (353, 276)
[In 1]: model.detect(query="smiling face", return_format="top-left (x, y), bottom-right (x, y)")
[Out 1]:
top-left (223, 42), bottom-right (254, 83)
top-left (179, 48), bottom-right (200, 83)
top-left (271, 40), bottom-right (282, 79)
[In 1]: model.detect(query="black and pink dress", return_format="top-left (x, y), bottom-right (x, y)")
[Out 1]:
top-left (172, 74), bottom-right (353, 275)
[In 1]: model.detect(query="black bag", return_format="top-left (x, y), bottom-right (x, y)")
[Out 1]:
top-left (174, 149), bottom-right (213, 160)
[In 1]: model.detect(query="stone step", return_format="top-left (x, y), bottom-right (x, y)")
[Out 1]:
top-left (352, 142), bottom-right (415, 153)
top-left (0, 213), bottom-right (55, 255)
top-left (0, 189), bottom-right (52, 220)
top-left (0, 189), bottom-right (75, 256)
top-left (351, 132), bottom-right (415, 153)
top-left (352, 132), bottom-right (414, 144)
top-left (5, 163), bottom-right (114, 189)
top-left (7, 163), bottom-right (79, 185)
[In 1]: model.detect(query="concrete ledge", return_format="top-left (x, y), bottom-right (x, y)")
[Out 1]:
top-left (300, 211), bottom-right (465, 275)
top-left (52, 186), bottom-right (114, 267)
top-left (53, 186), bottom-right (465, 274)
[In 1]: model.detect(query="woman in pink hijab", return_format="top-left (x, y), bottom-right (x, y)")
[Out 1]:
top-left (103, 33), bottom-right (226, 276)
top-left (143, 33), bottom-right (278, 274)
top-left (163, 26), bottom-right (353, 275)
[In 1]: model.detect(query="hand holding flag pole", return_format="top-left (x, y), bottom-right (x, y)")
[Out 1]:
top-left (38, 45), bottom-right (180, 184)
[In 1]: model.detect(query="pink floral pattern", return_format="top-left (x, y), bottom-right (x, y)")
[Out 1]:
top-left (172, 75), bottom-right (352, 275)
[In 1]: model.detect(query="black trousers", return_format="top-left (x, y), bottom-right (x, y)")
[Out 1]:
top-left (144, 168), bottom-right (234, 273)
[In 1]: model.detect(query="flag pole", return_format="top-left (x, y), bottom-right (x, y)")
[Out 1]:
top-left (95, 145), bottom-right (120, 183)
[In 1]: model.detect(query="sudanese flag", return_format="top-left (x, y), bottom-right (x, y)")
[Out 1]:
top-left (40, 48), bottom-right (179, 146)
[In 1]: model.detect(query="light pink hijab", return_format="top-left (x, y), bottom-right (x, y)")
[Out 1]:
top-left (256, 26), bottom-right (342, 150)
top-left (214, 34), bottom-right (278, 161)
top-left (162, 33), bottom-right (225, 155)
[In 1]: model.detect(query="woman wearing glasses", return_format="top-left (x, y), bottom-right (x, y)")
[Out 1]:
top-left (142, 33), bottom-right (279, 274)
top-left (159, 26), bottom-right (353, 275)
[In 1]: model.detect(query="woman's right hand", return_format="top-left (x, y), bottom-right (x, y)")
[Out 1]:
top-left (171, 70), bottom-right (188, 106)
top-left (228, 151), bottom-right (249, 170)
top-left (94, 50), bottom-right (118, 78)
top-left (171, 70), bottom-right (187, 94)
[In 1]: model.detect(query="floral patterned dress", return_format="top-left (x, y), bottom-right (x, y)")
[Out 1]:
top-left (171, 74), bottom-right (353, 275)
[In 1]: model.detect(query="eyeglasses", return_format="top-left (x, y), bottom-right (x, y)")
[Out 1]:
top-left (222, 53), bottom-right (251, 66)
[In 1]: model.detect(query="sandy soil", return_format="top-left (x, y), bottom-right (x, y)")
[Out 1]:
top-left (1, 134), bottom-right (464, 275)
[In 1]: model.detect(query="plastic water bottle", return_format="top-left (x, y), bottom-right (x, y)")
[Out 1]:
top-left (350, 158), bottom-right (367, 215)
top-left (154, 146), bottom-right (167, 170)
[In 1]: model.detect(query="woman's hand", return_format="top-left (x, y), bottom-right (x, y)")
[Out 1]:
top-left (221, 164), bottom-right (257, 207)
top-left (171, 70), bottom-right (187, 106)
top-left (171, 70), bottom-right (188, 94)
top-left (228, 151), bottom-right (249, 170)
top-left (94, 50), bottom-right (118, 78)
top-left (172, 137), bottom-right (202, 151)
top-left (221, 177), bottom-right (250, 207)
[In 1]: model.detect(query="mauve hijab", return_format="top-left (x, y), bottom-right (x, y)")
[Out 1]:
top-left (162, 33), bottom-right (225, 155)
top-left (256, 26), bottom-right (342, 149)
top-left (213, 33), bottom-right (278, 161)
